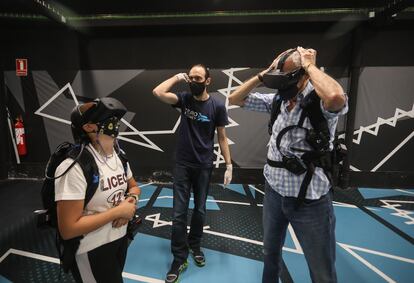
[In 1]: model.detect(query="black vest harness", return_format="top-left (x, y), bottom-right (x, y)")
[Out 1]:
top-left (267, 90), bottom-right (337, 207)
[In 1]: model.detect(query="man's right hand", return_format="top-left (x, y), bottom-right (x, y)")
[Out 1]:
top-left (176, 73), bottom-right (190, 82)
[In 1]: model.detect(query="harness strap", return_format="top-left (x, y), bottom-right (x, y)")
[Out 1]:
top-left (267, 150), bottom-right (332, 208)
top-left (296, 162), bottom-right (315, 208)
top-left (266, 158), bottom-right (284, 168)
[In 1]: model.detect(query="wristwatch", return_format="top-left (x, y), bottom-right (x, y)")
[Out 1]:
top-left (127, 193), bottom-right (139, 203)
top-left (257, 73), bottom-right (264, 82)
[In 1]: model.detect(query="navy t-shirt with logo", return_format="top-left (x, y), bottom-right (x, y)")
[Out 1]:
top-left (174, 92), bottom-right (228, 168)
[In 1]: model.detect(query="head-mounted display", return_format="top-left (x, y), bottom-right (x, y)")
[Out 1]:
top-left (262, 49), bottom-right (305, 90)
top-left (71, 97), bottom-right (127, 143)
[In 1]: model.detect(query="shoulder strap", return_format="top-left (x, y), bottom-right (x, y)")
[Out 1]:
top-left (268, 94), bottom-right (283, 135)
top-left (300, 90), bottom-right (330, 139)
top-left (118, 149), bottom-right (129, 175)
top-left (114, 142), bottom-right (129, 175)
top-left (275, 90), bottom-right (331, 155)
top-left (67, 147), bottom-right (99, 207)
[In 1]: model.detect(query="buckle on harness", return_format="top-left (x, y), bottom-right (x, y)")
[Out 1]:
top-left (282, 156), bottom-right (307, 175)
top-left (306, 129), bottom-right (330, 151)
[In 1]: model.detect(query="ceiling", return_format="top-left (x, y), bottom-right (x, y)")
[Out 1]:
top-left (0, 0), bottom-right (391, 14)
top-left (0, 0), bottom-right (412, 27)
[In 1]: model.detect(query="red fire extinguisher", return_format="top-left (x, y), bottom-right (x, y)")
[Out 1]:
top-left (15, 116), bottom-right (27, 156)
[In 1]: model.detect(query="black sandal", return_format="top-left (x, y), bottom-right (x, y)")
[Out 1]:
top-left (165, 260), bottom-right (188, 283)
top-left (190, 248), bottom-right (205, 267)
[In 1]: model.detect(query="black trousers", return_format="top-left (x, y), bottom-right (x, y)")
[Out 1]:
top-left (71, 235), bottom-right (128, 283)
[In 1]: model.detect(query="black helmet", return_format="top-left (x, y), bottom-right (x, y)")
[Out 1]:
top-left (70, 97), bottom-right (127, 143)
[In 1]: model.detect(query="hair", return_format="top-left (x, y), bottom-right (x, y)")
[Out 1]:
top-left (78, 102), bottom-right (96, 116)
top-left (190, 64), bottom-right (210, 79)
top-left (70, 102), bottom-right (97, 143)
top-left (288, 51), bottom-right (302, 69)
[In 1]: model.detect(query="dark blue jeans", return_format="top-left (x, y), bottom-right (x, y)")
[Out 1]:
top-left (262, 182), bottom-right (337, 283)
top-left (171, 164), bottom-right (213, 263)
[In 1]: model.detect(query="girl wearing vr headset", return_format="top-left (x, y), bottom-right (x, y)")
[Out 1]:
top-left (55, 98), bottom-right (141, 283)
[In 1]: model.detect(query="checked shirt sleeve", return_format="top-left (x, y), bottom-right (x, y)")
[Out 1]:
top-left (243, 92), bottom-right (275, 113)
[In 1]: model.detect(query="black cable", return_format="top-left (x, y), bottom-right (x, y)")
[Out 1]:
top-left (45, 142), bottom-right (86, 180)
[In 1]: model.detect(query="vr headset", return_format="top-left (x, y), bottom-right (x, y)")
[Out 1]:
top-left (262, 49), bottom-right (305, 90)
top-left (71, 97), bottom-right (127, 143)
top-left (74, 97), bottom-right (126, 125)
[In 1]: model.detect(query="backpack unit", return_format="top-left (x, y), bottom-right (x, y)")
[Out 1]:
top-left (38, 142), bottom-right (128, 272)
top-left (41, 142), bottom-right (99, 228)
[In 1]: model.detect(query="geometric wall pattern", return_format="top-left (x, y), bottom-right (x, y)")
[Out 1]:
top-left (4, 67), bottom-right (413, 173)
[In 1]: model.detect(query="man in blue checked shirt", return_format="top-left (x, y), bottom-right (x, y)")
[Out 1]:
top-left (229, 47), bottom-right (348, 283)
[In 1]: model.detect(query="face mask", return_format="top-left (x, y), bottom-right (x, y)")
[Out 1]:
top-left (278, 85), bottom-right (299, 101)
top-left (189, 81), bottom-right (206, 97)
top-left (96, 116), bottom-right (121, 138)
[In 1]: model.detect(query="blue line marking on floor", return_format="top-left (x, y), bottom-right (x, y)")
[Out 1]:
top-left (335, 206), bottom-right (414, 258)
top-left (283, 228), bottom-right (298, 252)
top-left (366, 206), bottom-right (414, 238)
top-left (334, 206), bottom-right (414, 282)
top-left (137, 184), bottom-right (157, 207)
top-left (358, 188), bottom-right (414, 199)
top-left (249, 187), bottom-right (256, 198)
top-left (283, 250), bottom-right (310, 283)
top-left (221, 184), bottom-right (246, 195)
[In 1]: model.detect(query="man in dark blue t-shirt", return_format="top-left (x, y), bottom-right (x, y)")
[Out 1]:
top-left (153, 64), bottom-right (232, 283)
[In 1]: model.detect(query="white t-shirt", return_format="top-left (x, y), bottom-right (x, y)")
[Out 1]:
top-left (54, 144), bottom-right (133, 254)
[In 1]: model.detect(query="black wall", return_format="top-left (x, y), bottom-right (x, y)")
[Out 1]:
top-left (1, 19), bottom-right (413, 186)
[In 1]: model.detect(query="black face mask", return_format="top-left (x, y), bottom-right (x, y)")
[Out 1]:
top-left (278, 85), bottom-right (300, 101)
top-left (96, 116), bottom-right (121, 138)
top-left (189, 81), bottom-right (206, 97)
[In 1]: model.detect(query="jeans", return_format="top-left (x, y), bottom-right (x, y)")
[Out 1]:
top-left (262, 182), bottom-right (337, 283)
top-left (171, 164), bottom-right (213, 263)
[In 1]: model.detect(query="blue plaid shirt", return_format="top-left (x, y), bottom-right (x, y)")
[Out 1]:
top-left (244, 82), bottom-right (348, 199)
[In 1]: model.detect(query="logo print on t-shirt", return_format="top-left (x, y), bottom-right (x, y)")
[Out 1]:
top-left (184, 108), bottom-right (210, 122)
top-left (101, 173), bottom-right (127, 191)
top-left (107, 189), bottom-right (124, 206)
